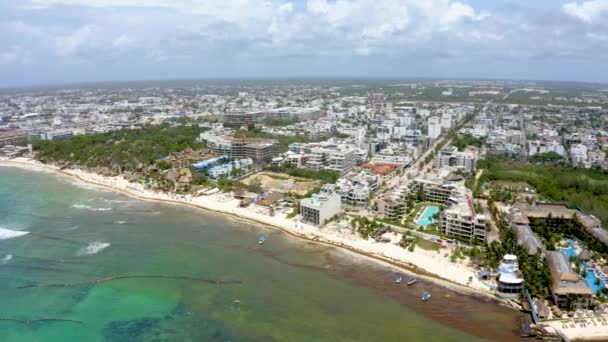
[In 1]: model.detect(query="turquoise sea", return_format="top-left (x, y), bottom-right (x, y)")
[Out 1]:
top-left (0, 166), bottom-right (523, 341)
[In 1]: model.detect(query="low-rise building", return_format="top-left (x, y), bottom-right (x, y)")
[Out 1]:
top-left (546, 251), bottom-right (593, 310)
top-left (497, 255), bottom-right (525, 295)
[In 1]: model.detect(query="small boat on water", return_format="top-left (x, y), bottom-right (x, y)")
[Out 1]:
top-left (421, 292), bottom-right (431, 301)
top-left (258, 236), bottom-right (266, 245)
top-left (395, 276), bottom-right (403, 284)
top-left (407, 277), bottom-right (417, 285)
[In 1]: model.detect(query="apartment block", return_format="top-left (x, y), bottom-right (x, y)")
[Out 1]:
top-left (300, 192), bottom-right (342, 226)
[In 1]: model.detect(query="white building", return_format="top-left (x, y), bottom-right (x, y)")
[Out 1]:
top-left (569, 143), bottom-right (588, 166)
top-left (427, 116), bottom-right (442, 140)
top-left (441, 111), bottom-right (452, 130)
top-left (441, 197), bottom-right (487, 242)
top-left (433, 146), bottom-right (478, 172)
top-left (497, 255), bottom-right (525, 294)
top-left (528, 140), bottom-right (566, 157)
top-left (300, 192), bottom-right (342, 226)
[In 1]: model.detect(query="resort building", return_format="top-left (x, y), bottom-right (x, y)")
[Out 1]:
top-left (205, 135), bottom-right (279, 164)
top-left (377, 185), bottom-right (408, 221)
top-left (410, 179), bottom-right (456, 205)
top-left (441, 197), bottom-right (487, 242)
top-left (497, 255), bottom-right (525, 294)
top-left (546, 251), bottom-right (593, 310)
top-left (321, 172), bottom-right (378, 207)
top-left (300, 192), bottom-right (342, 226)
top-left (0, 128), bottom-right (28, 146)
top-left (508, 209), bottom-right (544, 255)
top-left (164, 147), bottom-right (215, 169)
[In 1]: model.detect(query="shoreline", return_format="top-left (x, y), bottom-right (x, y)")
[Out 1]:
top-left (0, 157), bottom-right (505, 302)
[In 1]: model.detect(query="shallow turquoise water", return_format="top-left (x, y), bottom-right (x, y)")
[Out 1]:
top-left (0, 166), bottom-right (522, 341)
top-left (417, 206), bottom-right (440, 227)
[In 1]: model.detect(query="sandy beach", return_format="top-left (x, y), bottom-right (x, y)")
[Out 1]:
top-left (0, 156), bottom-right (496, 299)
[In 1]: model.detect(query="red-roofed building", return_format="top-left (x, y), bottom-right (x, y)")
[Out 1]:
top-left (360, 162), bottom-right (402, 180)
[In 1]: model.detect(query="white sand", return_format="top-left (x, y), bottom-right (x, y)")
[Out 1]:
top-left (541, 317), bottom-right (608, 341)
top-left (0, 157), bottom-right (491, 296)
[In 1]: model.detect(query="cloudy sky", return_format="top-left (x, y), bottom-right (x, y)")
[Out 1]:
top-left (1, 0), bottom-right (607, 87)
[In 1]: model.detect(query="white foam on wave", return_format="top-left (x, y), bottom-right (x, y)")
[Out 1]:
top-left (77, 241), bottom-right (111, 256)
top-left (1, 254), bottom-right (12, 264)
top-left (104, 199), bottom-right (136, 204)
top-left (58, 225), bottom-right (80, 231)
top-left (0, 228), bottom-right (29, 240)
top-left (114, 221), bottom-right (128, 225)
top-left (72, 204), bottom-right (112, 212)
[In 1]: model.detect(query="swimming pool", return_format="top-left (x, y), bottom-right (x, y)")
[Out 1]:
top-left (417, 206), bottom-right (440, 227)
top-left (560, 240), bottom-right (605, 294)
top-left (562, 241), bottom-right (577, 258)
top-left (585, 268), bottom-right (605, 294)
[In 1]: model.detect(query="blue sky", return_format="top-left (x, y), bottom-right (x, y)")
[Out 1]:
top-left (1, 0), bottom-right (608, 87)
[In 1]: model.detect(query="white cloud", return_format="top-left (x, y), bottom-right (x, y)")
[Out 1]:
top-left (563, 0), bottom-right (608, 22)
top-left (53, 25), bottom-right (103, 57)
top-left (0, 0), bottom-right (603, 84)
top-left (440, 2), bottom-right (489, 30)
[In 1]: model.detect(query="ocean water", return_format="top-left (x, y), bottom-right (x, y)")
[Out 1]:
top-left (0, 166), bottom-right (523, 341)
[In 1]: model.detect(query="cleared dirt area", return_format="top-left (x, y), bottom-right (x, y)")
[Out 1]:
top-left (241, 172), bottom-right (320, 196)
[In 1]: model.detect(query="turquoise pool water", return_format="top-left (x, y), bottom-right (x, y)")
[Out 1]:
top-left (585, 269), bottom-right (605, 294)
top-left (417, 206), bottom-right (440, 227)
top-left (561, 240), bottom-right (605, 294)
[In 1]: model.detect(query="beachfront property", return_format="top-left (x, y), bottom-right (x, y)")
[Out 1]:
top-left (441, 198), bottom-right (487, 242)
top-left (546, 251), bottom-right (594, 310)
top-left (497, 255), bottom-right (525, 295)
top-left (433, 145), bottom-right (479, 172)
top-left (417, 205), bottom-right (440, 227)
top-left (206, 158), bottom-right (253, 178)
top-left (163, 147), bottom-right (215, 169)
top-left (513, 203), bottom-right (608, 251)
top-left (508, 208), bottom-right (544, 255)
top-left (376, 185), bottom-right (408, 221)
top-left (321, 172), bottom-right (378, 207)
top-left (0, 128), bottom-right (28, 147)
top-left (300, 192), bottom-right (342, 226)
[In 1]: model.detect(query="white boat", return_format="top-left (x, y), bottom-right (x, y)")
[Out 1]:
top-left (407, 277), bottom-right (417, 286)
top-left (421, 292), bottom-right (431, 301)
top-left (258, 236), bottom-right (266, 245)
top-left (395, 276), bottom-right (403, 284)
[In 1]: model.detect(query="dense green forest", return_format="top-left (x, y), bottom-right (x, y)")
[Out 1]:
top-left (452, 134), bottom-right (485, 151)
top-left (265, 163), bottom-right (339, 184)
top-left (234, 128), bottom-right (318, 152)
top-left (34, 124), bottom-right (207, 170)
top-left (480, 157), bottom-right (608, 224)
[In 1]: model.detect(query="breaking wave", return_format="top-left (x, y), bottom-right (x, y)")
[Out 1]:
top-left (114, 221), bottom-right (128, 225)
top-left (72, 204), bottom-right (112, 212)
top-left (0, 228), bottom-right (29, 240)
top-left (77, 242), bottom-right (111, 256)
top-left (1, 254), bottom-right (13, 264)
